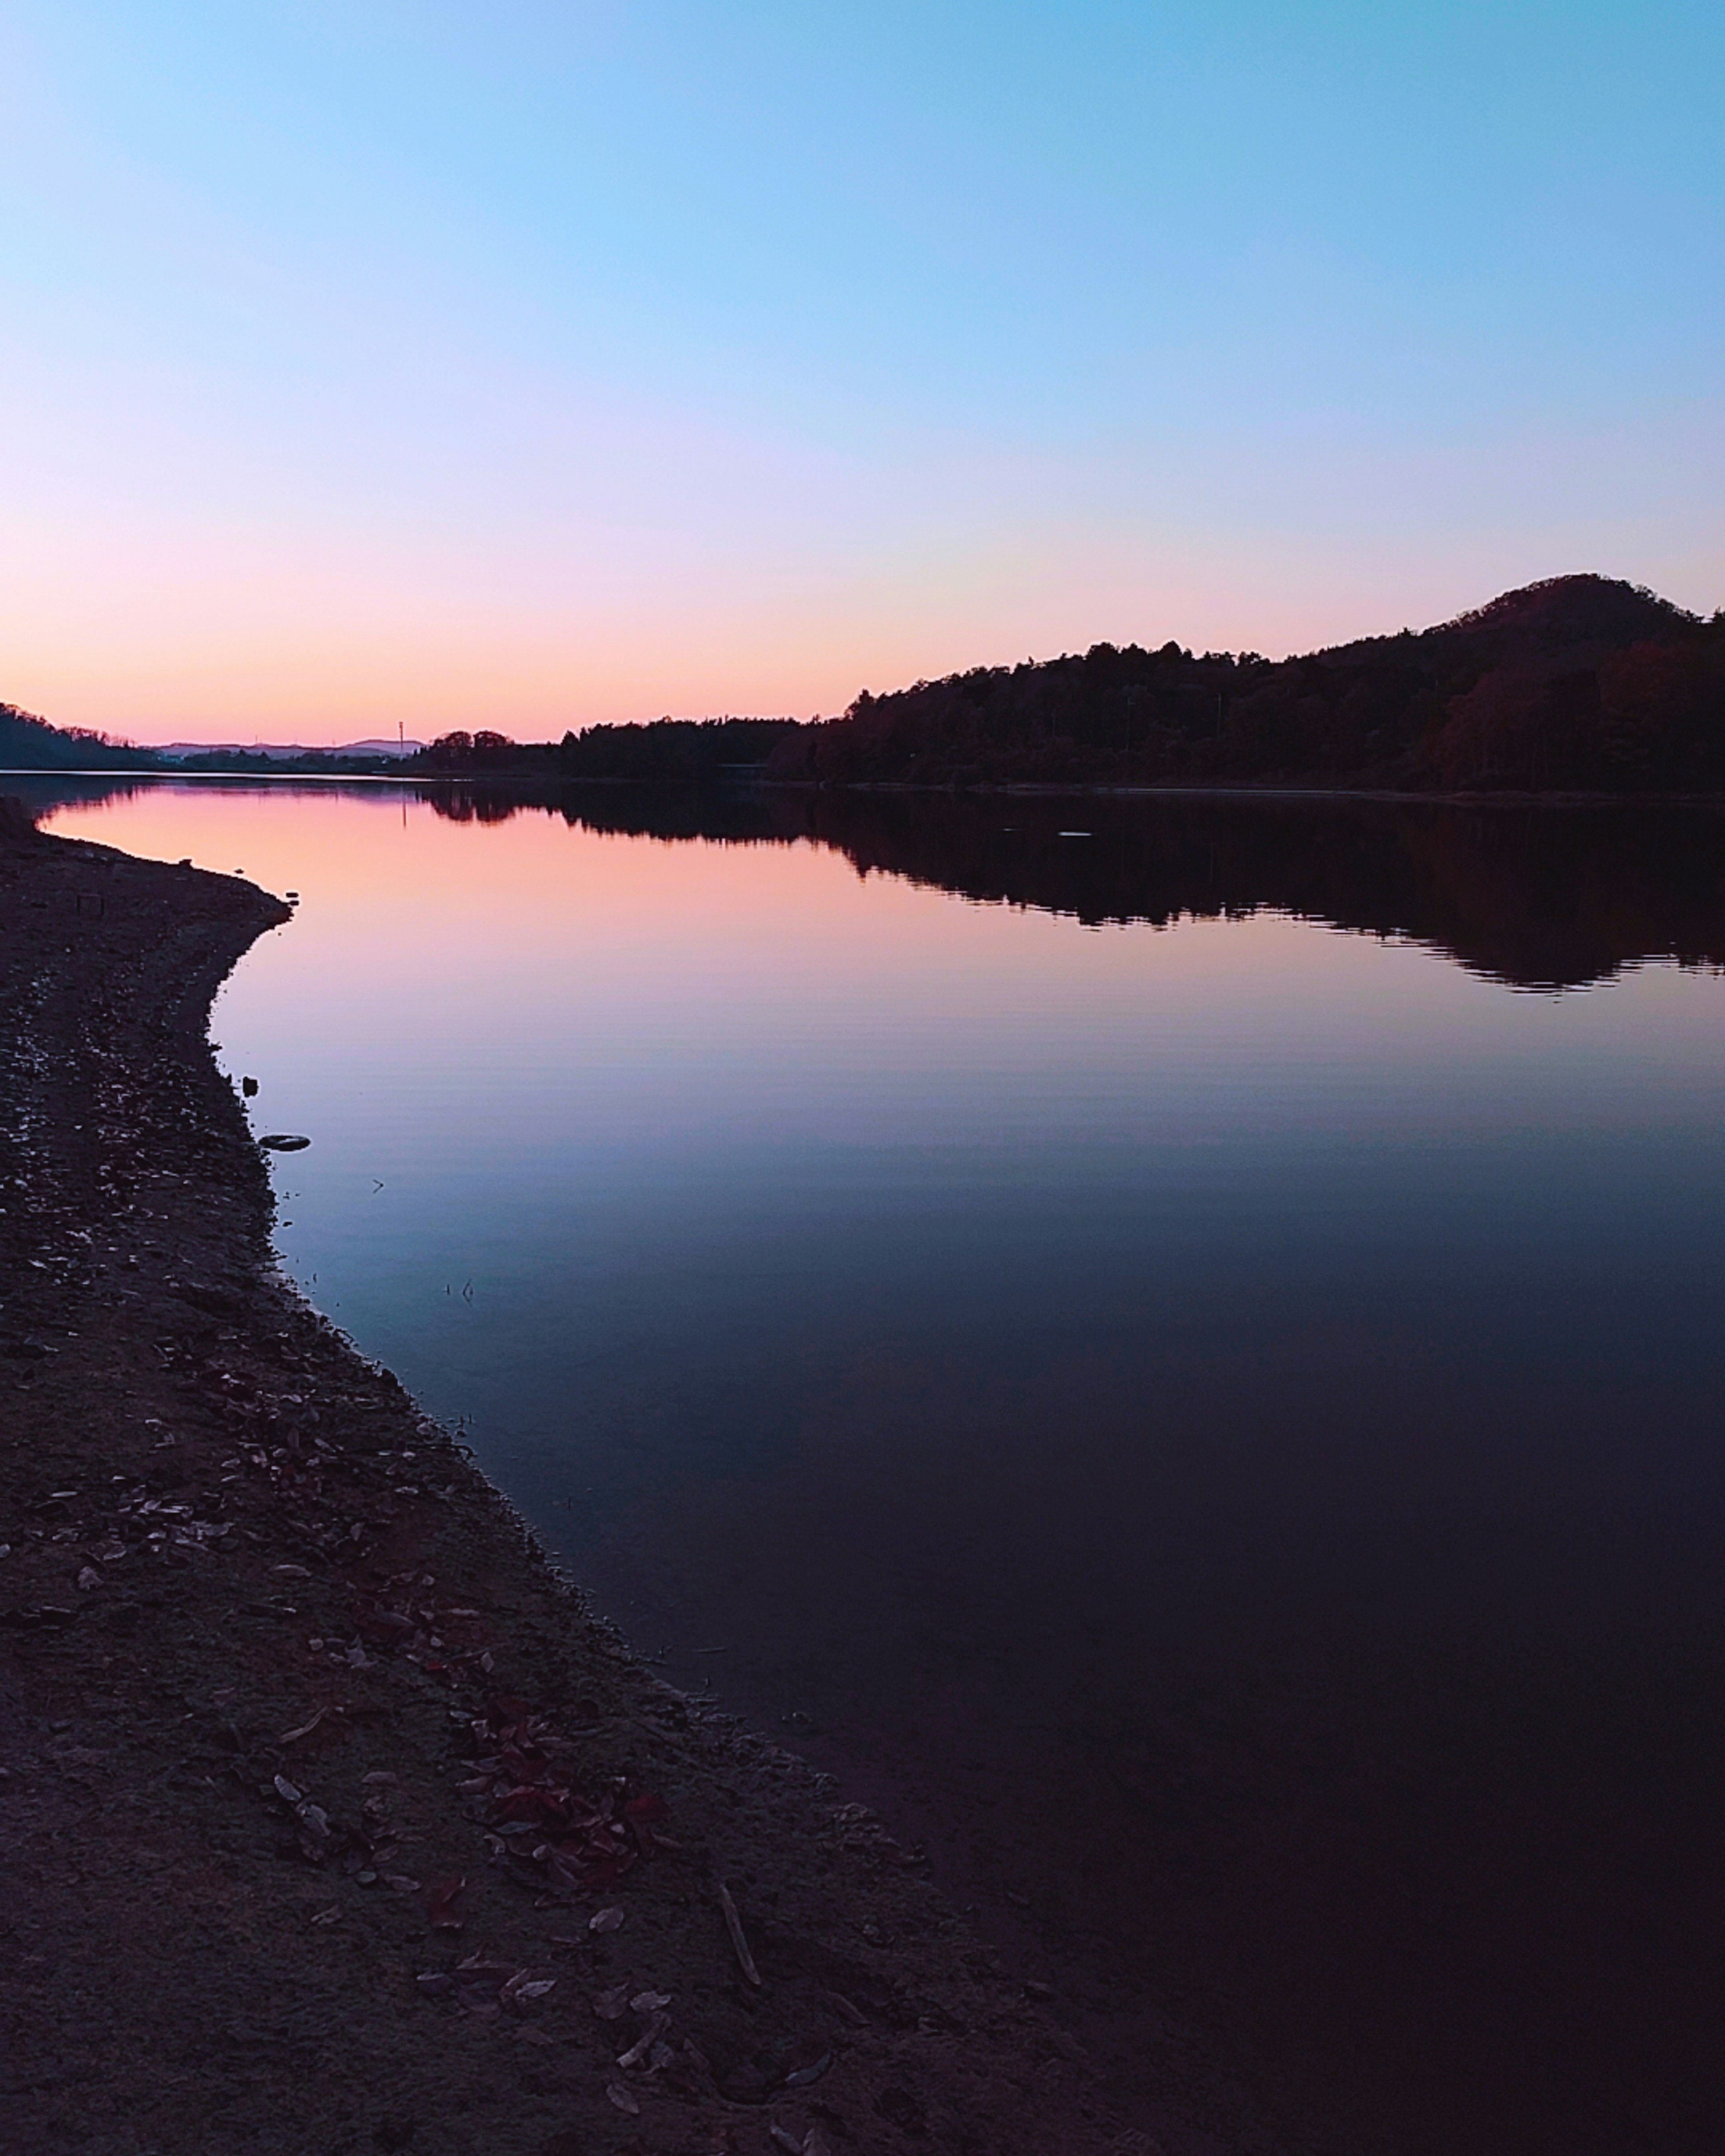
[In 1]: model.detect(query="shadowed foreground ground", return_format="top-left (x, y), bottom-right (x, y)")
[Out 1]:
top-left (0, 804), bottom-right (1178, 2156)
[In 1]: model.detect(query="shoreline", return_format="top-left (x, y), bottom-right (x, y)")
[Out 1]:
top-left (0, 808), bottom-right (1134, 2156)
top-left (14, 763), bottom-right (1725, 811)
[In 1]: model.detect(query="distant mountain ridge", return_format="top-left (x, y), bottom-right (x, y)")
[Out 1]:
top-left (0, 705), bottom-right (428, 773)
top-left (156, 738), bottom-right (426, 761)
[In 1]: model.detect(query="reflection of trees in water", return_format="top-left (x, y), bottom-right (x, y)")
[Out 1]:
top-left (438, 782), bottom-right (1725, 994)
top-left (20, 775), bottom-right (1725, 994)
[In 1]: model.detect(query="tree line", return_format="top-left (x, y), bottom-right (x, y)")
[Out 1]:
top-left (5, 575), bottom-right (1721, 794)
top-left (765, 576), bottom-right (1725, 793)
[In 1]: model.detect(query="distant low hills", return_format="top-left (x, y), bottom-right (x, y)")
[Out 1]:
top-left (0, 707), bottom-right (422, 775)
top-left (157, 737), bottom-right (426, 762)
top-left (766, 575), bottom-right (1725, 794)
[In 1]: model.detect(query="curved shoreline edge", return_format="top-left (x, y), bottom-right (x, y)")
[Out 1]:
top-left (0, 810), bottom-right (1144, 2156)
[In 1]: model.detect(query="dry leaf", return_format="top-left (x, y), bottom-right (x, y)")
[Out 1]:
top-left (589, 1905), bottom-right (626, 1933)
top-left (426, 1876), bottom-right (469, 1929)
top-left (605, 2082), bottom-right (640, 2116)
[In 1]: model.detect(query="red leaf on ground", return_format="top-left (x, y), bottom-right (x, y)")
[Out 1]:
top-left (425, 1876), bottom-right (468, 1928)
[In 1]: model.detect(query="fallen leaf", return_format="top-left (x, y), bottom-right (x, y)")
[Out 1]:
top-left (589, 1905), bottom-right (626, 1934)
top-left (382, 1874), bottom-right (422, 1893)
top-left (605, 2083), bottom-right (640, 2116)
top-left (629, 1990), bottom-right (672, 2013)
top-left (76, 1567), bottom-right (102, 1591)
top-left (416, 1973), bottom-right (453, 1995)
top-left (274, 1775), bottom-right (303, 1805)
top-left (309, 1905), bottom-right (343, 1927)
top-left (426, 1877), bottom-right (469, 1929)
top-left (593, 1985), bottom-right (631, 2019)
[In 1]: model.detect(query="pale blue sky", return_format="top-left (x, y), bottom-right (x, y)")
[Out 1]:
top-left (3, 1), bottom-right (1720, 738)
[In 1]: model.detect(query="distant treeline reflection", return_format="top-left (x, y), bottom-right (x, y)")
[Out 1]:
top-left (21, 775), bottom-right (1725, 994)
top-left (433, 783), bottom-right (1725, 994)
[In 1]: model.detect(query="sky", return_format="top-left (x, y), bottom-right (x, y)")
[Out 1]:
top-left (2, 1), bottom-right (1721, 745)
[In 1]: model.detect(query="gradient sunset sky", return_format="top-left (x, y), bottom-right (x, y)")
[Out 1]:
top-left (4, 2), bottom-right (1721, 745)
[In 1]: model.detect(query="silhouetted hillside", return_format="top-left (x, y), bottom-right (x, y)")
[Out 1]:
top-left (0, 702), bottom-right (159, 771)
top-left (767, 576), bottom-right (1725, 793)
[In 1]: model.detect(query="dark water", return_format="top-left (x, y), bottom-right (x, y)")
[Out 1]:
top-left (38, 781), bottom-right (1725, 2155)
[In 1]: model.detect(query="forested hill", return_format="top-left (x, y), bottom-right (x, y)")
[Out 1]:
top-left (767, 576), bottom-right (1725, 793)
top-left (0, 702), bottom-right (159, 770)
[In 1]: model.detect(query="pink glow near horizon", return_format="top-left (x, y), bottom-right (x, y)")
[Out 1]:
top-left (4, 5), bottom-right (1720, 747)
top-left (10, 521), bottom-right (1644, 751)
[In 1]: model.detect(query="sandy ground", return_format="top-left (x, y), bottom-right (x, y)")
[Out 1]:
top-left (0, 803), bottom-right (1146, 2156)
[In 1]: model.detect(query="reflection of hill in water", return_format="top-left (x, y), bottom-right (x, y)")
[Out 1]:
top-left (482, 784), bottom-right (1725, 994)
top-left (22, 776), bottom-right (1725, 993)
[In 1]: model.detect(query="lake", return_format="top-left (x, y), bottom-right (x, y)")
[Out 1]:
top-left (35, 779), bottom-right (1725, 2156)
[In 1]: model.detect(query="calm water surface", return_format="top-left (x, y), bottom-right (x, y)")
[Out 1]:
top-left (39, 782), bottom-right (1725, 2156)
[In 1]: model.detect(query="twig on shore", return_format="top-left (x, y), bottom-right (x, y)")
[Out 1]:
top-left (715, 1876), bottom-right (762, 1987)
